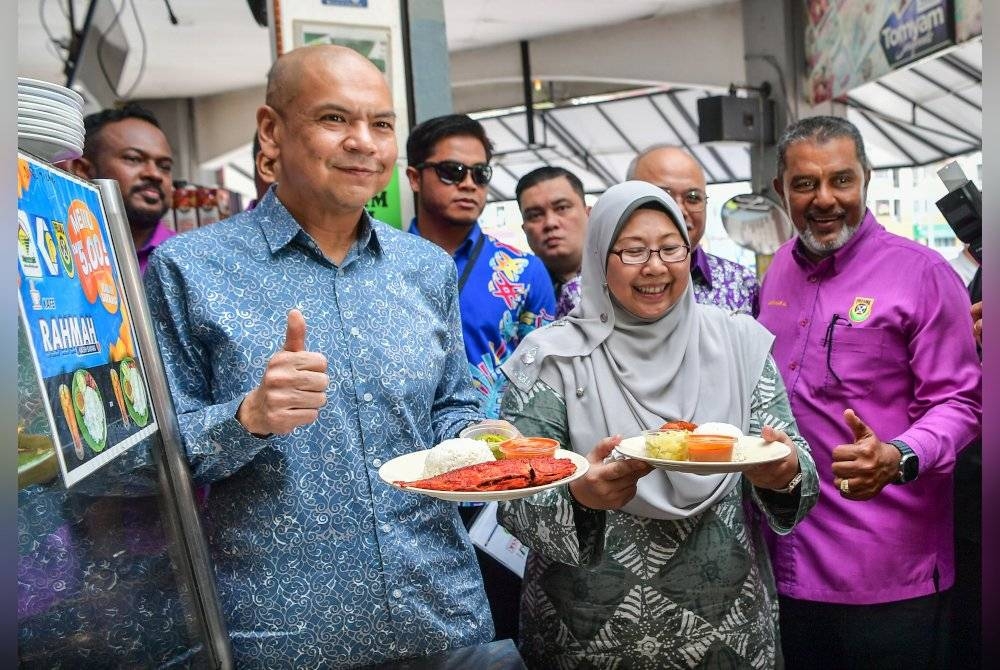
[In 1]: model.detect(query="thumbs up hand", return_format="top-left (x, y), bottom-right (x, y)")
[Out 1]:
top-left (237, 308), bottom-right (330, 436)
top-left (843, 408), bottom-right (874, 443)
top-left (283, 307), bottom-right (308, 352)
top-left (830, 408), bottom-right (900, 501)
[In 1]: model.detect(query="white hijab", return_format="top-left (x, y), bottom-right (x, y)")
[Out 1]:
top-left (502, 181), bottom-right (774, 520)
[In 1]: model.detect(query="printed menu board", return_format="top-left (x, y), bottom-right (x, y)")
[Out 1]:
top-left (16, 153), bottom-right (158, 487)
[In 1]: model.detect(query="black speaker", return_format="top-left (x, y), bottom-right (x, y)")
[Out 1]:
top-left (697, 95), bottom-right (775, 144)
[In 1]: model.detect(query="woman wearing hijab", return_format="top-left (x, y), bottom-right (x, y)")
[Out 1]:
top-left (498, 181), bottom-right (818, 668)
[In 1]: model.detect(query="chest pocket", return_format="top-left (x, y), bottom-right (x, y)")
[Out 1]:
top-left (816, 326), bottom-right (886, 400)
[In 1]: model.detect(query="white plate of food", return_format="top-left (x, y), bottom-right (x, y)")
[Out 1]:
top-left (379, 445), bottom-right (589, 502)
top-left (614, 434), bottom-right (790, 474)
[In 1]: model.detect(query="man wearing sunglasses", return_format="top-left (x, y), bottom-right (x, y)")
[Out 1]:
top-left (406, 114), bottom-right (556, 645)
top-left (406, 114), bottom-right (556, 420)
top-left (627, 144), bottom-right (759, 316)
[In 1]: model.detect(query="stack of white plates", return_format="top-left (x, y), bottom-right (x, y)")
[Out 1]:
top-left (18, 77), bottom-right (86, 163)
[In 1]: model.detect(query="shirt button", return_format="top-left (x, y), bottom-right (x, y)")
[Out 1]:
top-left (789, 362), bottom-right (798, 370)
top-left (372, 458), bottom-right (383, 468)
top-left (799, 319), bottom-right (808, 326)
top-left (808, 276), bottom-right (818, 283)
top-left (351, 327), bottom-right (360, 337)
top-left (392, 589), bottom-right (402, 599)
top-left (363, 392), bottom-right (373, 402)
top-left (381, 524), bottom-right (392, 533)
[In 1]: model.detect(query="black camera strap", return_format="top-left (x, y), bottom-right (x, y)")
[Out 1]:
top-left (457, 233), bottom-right (486, 295)
top-left (969, 266), bottom-right (982, 304)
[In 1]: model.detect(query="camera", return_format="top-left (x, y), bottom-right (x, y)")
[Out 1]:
top-left (935, 162), bottom-right (981, 302)
top-left (935, 162), bottom-right (982, 264)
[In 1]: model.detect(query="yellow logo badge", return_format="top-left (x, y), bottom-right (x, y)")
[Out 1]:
top-left (849, 297), bottom-right (874, 323)
top-left (53, 220), bottom-right (75, 278)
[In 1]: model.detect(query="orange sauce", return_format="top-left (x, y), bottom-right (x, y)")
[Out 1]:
top-left (499, 437), bottom-right (559, 459)
top-left (686, 434), bottom-right (736, 462)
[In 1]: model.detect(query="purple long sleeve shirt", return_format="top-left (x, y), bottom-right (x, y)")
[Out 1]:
top-left (137, 220), bottom-right (177, 275)
top-left (758, 210), bottom-right (981, 605)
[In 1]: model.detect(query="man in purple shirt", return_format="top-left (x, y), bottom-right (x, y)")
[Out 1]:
top-left (69, 103), bottom-right (176, 273)
top-left (628, 145), bottom-right (759, 315)
top-left (758, 116), bottom-right (982, 669)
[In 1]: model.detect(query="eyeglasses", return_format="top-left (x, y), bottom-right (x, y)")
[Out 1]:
top-left (608, 245), bottom-right (690, 265)
top-left (659, 186), bottom-right (708, 212)
top-left (416, 160), bottom-right (493, 186)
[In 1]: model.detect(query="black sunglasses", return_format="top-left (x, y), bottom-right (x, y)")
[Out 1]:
top-left (416, 160), bottom-right (493, 186)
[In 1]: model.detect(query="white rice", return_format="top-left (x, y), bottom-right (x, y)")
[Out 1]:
top-left (422, 438), bottom-right (496, 477)
top-left (125, 364), bottom-right (147, 415)
top-left (82, 385), bottom-right (105, 442)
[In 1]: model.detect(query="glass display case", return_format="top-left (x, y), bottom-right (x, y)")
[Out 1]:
top-left (16, 154), bottom-right (231, 668)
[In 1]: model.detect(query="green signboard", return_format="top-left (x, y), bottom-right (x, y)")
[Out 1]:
top-left (366, 166), bottom-right (403, 228)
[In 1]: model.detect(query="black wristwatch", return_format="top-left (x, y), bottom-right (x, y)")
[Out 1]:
top-left (889, 440), bottom-right (919, 484)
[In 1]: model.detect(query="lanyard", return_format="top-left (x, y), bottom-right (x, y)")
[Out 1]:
top-left (456, 233), bottom-right (486, 294)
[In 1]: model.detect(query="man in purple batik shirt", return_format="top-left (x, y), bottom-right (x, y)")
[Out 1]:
top-left (758, 116), bottom-right (981, 669)
top-left (69, 103), bottom-right (176, 273)
top-left (628, 145), bottom-right (759, 315)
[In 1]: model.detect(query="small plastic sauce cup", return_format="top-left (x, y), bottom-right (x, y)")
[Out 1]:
top-left (498, 437), bottom-right (560, 459)
top-left (460, 422), bottom-right (519, 444)
top-left (686, 434), bottom-right (737, 462)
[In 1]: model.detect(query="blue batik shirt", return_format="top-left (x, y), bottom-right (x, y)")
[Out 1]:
top-left (145, 189), bottom-right (493, 669)
top-left (408, 220), bottom-right (555, 418)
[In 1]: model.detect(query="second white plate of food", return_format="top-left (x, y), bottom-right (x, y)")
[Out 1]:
top-left (614, 435), bottom-right (790, 474)
top-left (378, 448), bottom-right (589, 502)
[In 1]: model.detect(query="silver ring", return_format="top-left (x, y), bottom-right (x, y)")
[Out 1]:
top-left (839, 478), bottom-right (850, 495)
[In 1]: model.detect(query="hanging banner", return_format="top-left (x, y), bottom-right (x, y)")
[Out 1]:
top-left (16, 153), bottom-right (158, 487)
top-left (805, 0), bottom-right (955, 105)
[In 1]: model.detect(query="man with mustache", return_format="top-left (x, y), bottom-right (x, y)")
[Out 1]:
top-left (70, 104), bottom-right (175, 273)
top-left (144, 46), bottom-right (497, 667)
top-left (757, 115), bottom-right (981, 668)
